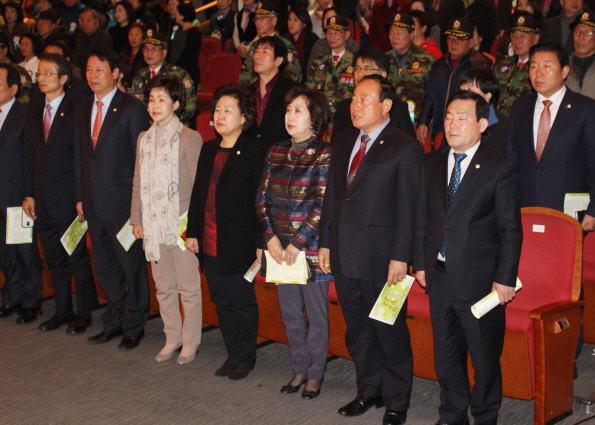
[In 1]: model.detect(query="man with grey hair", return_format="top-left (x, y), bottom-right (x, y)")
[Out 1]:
top-left (71, 8), bottom-right (113, 72)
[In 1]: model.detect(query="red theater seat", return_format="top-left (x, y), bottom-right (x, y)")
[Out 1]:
top-left (583, 231), bottom-right (595, 343)
top-left (196, 111), bottom-right (217, 142)
top-left (196, 53), bottom-right (242, 105)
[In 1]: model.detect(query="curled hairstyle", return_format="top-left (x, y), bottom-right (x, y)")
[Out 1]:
top-left (353, 48), bottom-right (389, 73)
top-left (210, 84), bottom-right (256, 131)
top-left (459, 68), bottom-right (500, 106)
top-left (359, 74), bottom-right (396, 103)
top-left (144, 75), bottom-right (186, 117)
top-left (38, 52), bottom-right (72, 89)
top-left (529, 42), bottom-right (568, 68)
top-left (0, 63), bottom-right (21, 97)
top-left (284, 85), bottom-right (331, 135)
top-left (254, 36), bottom-right (288, 73)
top-left (446, 90), bottom-right (489, 121)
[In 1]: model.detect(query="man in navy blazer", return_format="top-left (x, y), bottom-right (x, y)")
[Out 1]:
top-left (23, 54), bottom-right (98, 335)
top-left (0, 63), bottom-right (44, 324)
top-left (507, 42), bottom-right (595, 231)
top-left (319, 75), bottom-right (424, 425)
top-left (74, 48), bottom-right (151, 350)
top-left (415, 91), bottom-right (523, 425)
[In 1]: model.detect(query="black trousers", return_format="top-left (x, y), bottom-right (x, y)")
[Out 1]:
top-left (86, 210), bottom-right (149, 336)
top-left (0, 208), bottom-right (43, 308)
top-left (204, 257), bottom-right (258, 364)
top-left (429, 261), bottom-right (505, 425)
top-left (36, 204), bottom-right (98, 316)
top-left (334, 273), bottom-right (413, 411)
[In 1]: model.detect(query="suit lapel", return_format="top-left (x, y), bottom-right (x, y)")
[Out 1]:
top-left (45, 96), bottom-right (70, 153)
top-left (260, 78), bottom-right (284, 129)
top-left (218, 135), bottom-right (247, 182)
top-left (347, 124), bottom-right (392, 191)
top-left (447, 143), bottom-right (489, 213)
top-left (541, 90), bottom-right (572, 161)
top-left (0, 101), bottom-right (20, 148)
top-left (94, 90), bottom-right (124, 150)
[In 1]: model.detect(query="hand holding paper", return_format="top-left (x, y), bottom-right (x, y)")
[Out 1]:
top-left (471, 278), bottom-right (522, 319)
top-left (369, 276), bottom-right (415, 325)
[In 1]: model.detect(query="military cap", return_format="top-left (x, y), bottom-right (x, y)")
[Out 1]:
top-left (444, 18), bottom-right (474, 39)
top-left (570, 11), bottom-right (595, 31)
top-left (385, 13), bottom-right (415, 31)
top-left (143, 30), bottom-right (168, 48)
top-left (509, 13), bottom-right (539, 33)
top-left (255, 1), bottom-right (277, 15)
top-left (325, 15), bottom-right (349, 32)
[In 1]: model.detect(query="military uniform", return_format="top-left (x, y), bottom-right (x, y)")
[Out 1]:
top-left (494, 56), bottom-right (532, 118)
top-left (386, 44), bottom-right (435, 120)
top-left (2, 57), bottom-right (32, 106)
top-left (306, 48), bottom-right (355, 111)
top-left (130, 62), bottom-right (196, 125)
top-left (239, 32), bottom-right (302, 86)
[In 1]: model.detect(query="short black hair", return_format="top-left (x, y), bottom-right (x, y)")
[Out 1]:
top-left (353, 48), bottom-right (389, 73)
top-left (20, 33), bottom-right (43, 57)
top-left (409, 10), bottom-right (431, 38)
top-left (210, 84), bottom-right (256, 131)
top-left (288, 7), bottom-right (313, 34)
top-left (0, 63), bottom-right (21, 97)
top-left (37, 9), bottom-right (60, 24)
top-left (176, 3), bottom-right (196, 23)
top-left (1, 2), bottom-right (24, 23)
top-left (359, 74), bottom-right (396, 103)
top-left (284, 85), bottom-right (331, 135)
top-left (144, 75), bottom-right (186, 117)
top-left (459, 69), bottom-right (500, 106)
top-left (322, 6), bottom-right (343, 25)
top-left (446, 90), bottom-right (489, 121)
top-left (529, 42), bottom-right (568, 68)
top-left (44, 39), bottom-right (71, 57)
top-left (254, 36), bottom-right (288, 72)
top-left (88, 48), bottom-right (120, 73)
top-left (115, 1), bottom-right (135, 22)
top-left (38, 52), bottom-right (72, 89)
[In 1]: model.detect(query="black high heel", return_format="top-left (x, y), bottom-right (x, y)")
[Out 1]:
top-left (280, 375), bottom-right (307, 393)
top-left (302, 379), bottom-right (323, 400)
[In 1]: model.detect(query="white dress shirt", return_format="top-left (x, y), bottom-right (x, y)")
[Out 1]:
top-left (533, 85), bottom-right (566, 150)
top-left (91, 86), bottom-right (118, 138)
top-left (348, 118), bottom-right (391, 175)
top-left (0, 97), bottom-right (16, 131)
top-left (44, 92), bottom-right (65, 127)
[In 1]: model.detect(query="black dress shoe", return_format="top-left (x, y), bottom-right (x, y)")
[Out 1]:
top-left (118, 331), bottom-right (144, 350)
top-left (383, 410), bottom-right (407, 425)
top-left (16, 308), bottom-right (42, 324)
top-left (66, 315), bottom-right (92, 335)
top-left (38, 312), bottom-right (74, 331)
top-left (434, 417), bottom-right (470, 425)
top-left (87, 329), bottom-right (124, 344)
top-left (0, 304), bottom-right (22, 318)
top-left (228, 359), bottom-right (255, 380)
top-left (338, 395), bottom-right (384, 416)
top-left (215, 358), bottom-right (239, 377)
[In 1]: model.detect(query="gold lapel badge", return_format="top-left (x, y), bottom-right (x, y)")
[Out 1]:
top-left (564, 104), bottom-right (572, 109)
top-left (60, 112), bottom-right (64, 116)
top-left (475, 164), bottom-right (480, 168)
top-left (113, 108), bottom-right (117, 112)
top-left (379, 140), bottom-right (384, 145)
top-left (237, 150), bottom-right (241, 155)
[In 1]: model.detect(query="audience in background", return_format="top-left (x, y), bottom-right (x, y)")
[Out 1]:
top-left (284, 7), bottom-right (318, 82)
top-left (109, 1), bottom-right (134, 53)
top-left (18, 33), bottom-right (42, 82)
top-left (169, 2), bottom-right (201, 85)
top-left (208, 0), bottom-right (236, 47)
top-left (1, 2), bottom-right (29, 63)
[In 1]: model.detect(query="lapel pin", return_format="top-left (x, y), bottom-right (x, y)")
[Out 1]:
top-left (475, 164), bottom-right (481, 168)
top-left (60, 112), bottom-right (64, 116)
top-left (564, 104), bottom-right (572, 109)
top-left (307, 148), bottom-right (315, 155)
top-left (236, 150), bottom-right (241, 155)
top-left (379, 140), bottom-right (384, 145)
top-left (113, 108), bottom-right (117, 112)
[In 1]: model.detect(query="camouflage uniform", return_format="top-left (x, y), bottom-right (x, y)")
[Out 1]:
top-left (306, 47), bottom-right (356, 112)
top-left (2, 57), bottom-right (32, 106)
top-left (238, 32), bottom-right (302, 86)
top-left (386, 44), bottom-right (435, 120)
top-left (130, 61), bottom-right (196, 125)
top-left (494, 56), bottom-right (533, 118)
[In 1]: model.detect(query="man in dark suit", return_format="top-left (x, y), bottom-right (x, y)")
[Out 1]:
top-left (23, 53), bottom-right (98, 335)
top-left (542, 0), bottom-right (586, 56)
top-left (0, 63), bottom-right (44, 324)
top-left (319, 75), bottom-right (424, 425)
top-left (74, 48), bottom-right (151, 350)
top-left (507, 42), bottom-right (595, 231)
top-left (332, 48), bottom-right (417, 143)
top-left (415, 91), bottom-right (523, 425)
top-left (247, 36), bottom-right (298, 148)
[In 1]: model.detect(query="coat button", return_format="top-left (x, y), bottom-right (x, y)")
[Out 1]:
top-left (256, 134), bottom-right (261, 138)
top-left (344, 197), bottom-right (349, 202)
top-left (444, 225), bottom-right (449, 229)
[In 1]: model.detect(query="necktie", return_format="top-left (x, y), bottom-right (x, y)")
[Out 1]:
top-left (92, 100), bottom-right (103, 149)
top-left (43, 104), bottom-right (52, 142)
top-left (151, 70), bottom-right (156, 78)
top-left (333, 55), bottom-right (339, 66)
top-left (440, 152), bottom-right (467, 258)
top-left (347, 134), bottom-right (370, 187)
top-left (536, 100), bottom-right (552, 161)
top-left (518, 61), bottom-right (525, 68)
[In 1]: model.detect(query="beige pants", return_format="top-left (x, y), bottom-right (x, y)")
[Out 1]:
top-left (151, 245), bottom-right (202, 347)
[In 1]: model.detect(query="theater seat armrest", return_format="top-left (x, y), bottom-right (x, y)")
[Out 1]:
top-left (529, 301), bottom-right (584, 320)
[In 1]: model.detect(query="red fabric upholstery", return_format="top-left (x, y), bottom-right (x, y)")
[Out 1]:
top-left (196, 53), bottom-right (242, 103)
top-left (200, 37), bottom-right (223, 67)
top-left (407, 278), bottom-right (431, 317)
top-left (328, 280), bottom-right (338, 302)
top-left (196, 111), bottom-right (217, 142)
top-left (584, 231), bottom-right (595, 281)
top-left (434, 131), bottom-right (444, 150)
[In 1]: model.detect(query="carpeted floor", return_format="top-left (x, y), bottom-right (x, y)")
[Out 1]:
top-left (0, 299), bottom-right (594, 425)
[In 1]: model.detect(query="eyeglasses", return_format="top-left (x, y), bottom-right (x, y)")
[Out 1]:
top-left (574, 29), bottom-right (595, 36)
top-left (354, 66), bottom-right (382, 72)
top-left (35, 71), bottom-right (58, 78)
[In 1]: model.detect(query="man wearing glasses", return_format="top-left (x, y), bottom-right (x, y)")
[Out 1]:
top-left (23, 53), bottom-right (98, 335)
top-left (385, 13), bottom-right (435, 124)
top-left (566, 12), bottom-right (595, 98)
top-left (417, 18), bottom-right (491, 141)
top-left (130, 31), bottom-right (196, 125)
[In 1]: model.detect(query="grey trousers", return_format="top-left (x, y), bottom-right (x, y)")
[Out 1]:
top-left (276, 280), bottom-right (330, 379)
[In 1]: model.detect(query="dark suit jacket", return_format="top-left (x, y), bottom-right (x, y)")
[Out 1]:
top-left (414, 143), bottom-right (523, 303)
top-left (186, 134), bottom-right (268, 275)
top-left (23, 95), bottom-right (78, 220)
top-left (319, 122), bottom-right (424, 281)
top-left (0, 100), bottom-right (27, 209)
top-left (506, 88), bottom-right (595, 216)
top-left (247, 76), bottom-right (299, 148)
top-left (331, 96), bottom-right (417, 143)
top-left (542, 15), bottom-right (575, 57)
top-left (74, 90), bottom-right (150, 222)
top-left (482, 109), bottom-right (508, 155)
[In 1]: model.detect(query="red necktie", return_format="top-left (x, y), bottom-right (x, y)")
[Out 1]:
top-left (347, 134), bottom-right (370, 187)
top-left (333, 55), bottom-right (339, 65)
top-left (43, 104), bottom-right (52, 142)
top-left (536, 100), bottom-right (552, 161)
top-left (518, 61), bottom-right (525, 68)
top-left (92, 100), bottom-right (103, 149)
top-left (151, 70), bottom-right (156, 78)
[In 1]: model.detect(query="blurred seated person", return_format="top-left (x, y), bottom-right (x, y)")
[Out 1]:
top-left (308, 7), bottom-right (359, 70)
top-left (163, 0), bottom-right (179, 40)
top-left (285, 7), bottom-right (318, 82)
top-left (168, 2), bottom-right (201, 85)
top-left (355, 0), bottom-right (374, 48)
top-left (410, 0), bottom-right (441, 45)
top-left (208, 0), bottom-right (236, 47)
top-left (409, 9), bottom-right (442, 59)
top-left (1, 2), bottom-right (30, 63)
top-left (368, 0), bottom-right (411, 52)
top-left (18, 33), bottom-right (42, 82)
top-left (124, 22), bottom-right (147, 85)
top-left (60, 0), bottom-right (84, 32)
top-left (36, 10), bottom-right (63, 48)
top-left (566, 11), bottom-right (595, 99)
top-left (109, 1), bottom-right (135, 53)
top-left (0, 33), bottom-right (32, 105)
top-left (309, 0), bottom-right (333, 38)
top-left (233, 0), bottom-right (257, 54)
top-left (71, 8), bottom-right (114, 72)
top-left (128, 0), bottom-right (157, 30)
top-left (496, 0), bottom-right (544, 58)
